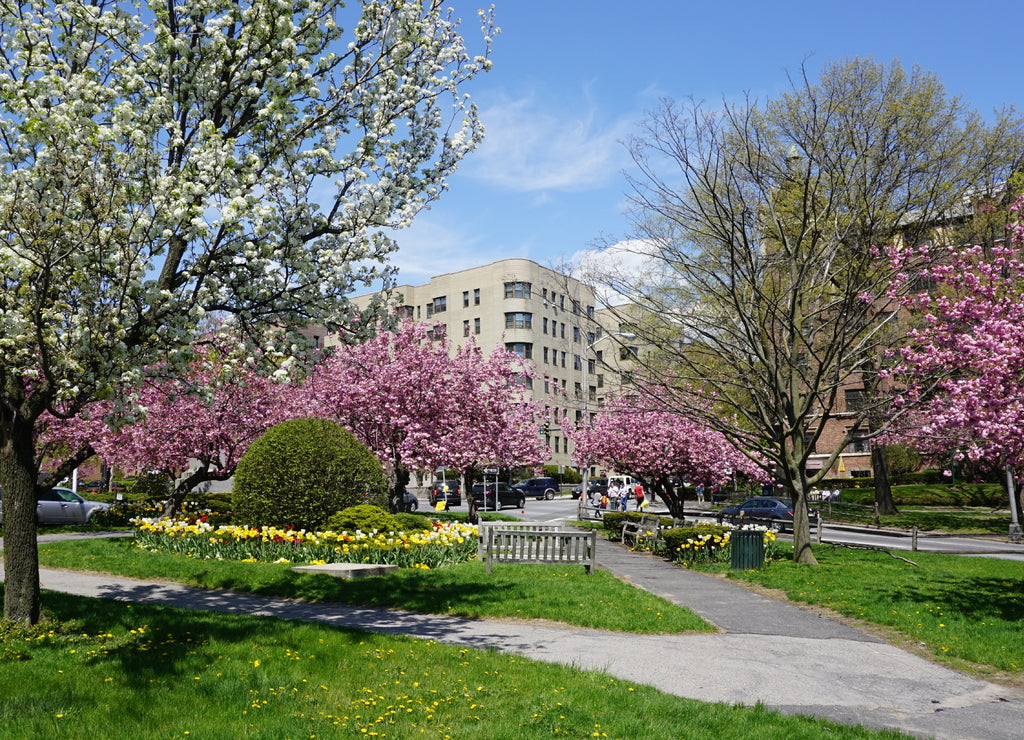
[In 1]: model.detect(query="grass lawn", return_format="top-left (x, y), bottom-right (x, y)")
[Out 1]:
top-left (878, 509), bottom-right (1012, 534)
top-left (36, 536), bottom-right (711, 634)
top-left (717, 544), bottom-right (1024, 681)
top-left (0, 590), bottom-right (913, 739)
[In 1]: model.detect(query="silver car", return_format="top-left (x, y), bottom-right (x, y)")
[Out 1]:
top-left (0, 486), bottom-right (110, 525)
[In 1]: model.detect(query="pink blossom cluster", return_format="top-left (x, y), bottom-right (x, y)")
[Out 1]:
top-left (567, 384), bottom-right (767, 485)
top-left (304, 320), bottom-right (548, 473)
top-left (887, 194), bottom-right (1024, 468)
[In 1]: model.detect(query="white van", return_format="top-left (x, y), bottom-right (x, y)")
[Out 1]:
top-left (608, 475), bottom-right (639, 495)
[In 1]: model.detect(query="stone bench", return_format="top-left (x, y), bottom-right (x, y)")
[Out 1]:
top-left (481, 524), bottom-right (597, 575)
top-left (291, 563), bottom-right (398, 579)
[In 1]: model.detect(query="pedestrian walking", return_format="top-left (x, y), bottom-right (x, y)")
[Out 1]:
top-left (696, 483), bottom-right (705, 504)
top-left (607, 481), bottom-right (621, 510)
top-left (634, 483), bottom-right (645, 511)
top-left (619, 486), bottom-right (628, 512)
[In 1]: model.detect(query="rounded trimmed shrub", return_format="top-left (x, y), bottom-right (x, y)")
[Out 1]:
top-left (392, 512), bottom-right (433, 533)
top-left (326, 504), bottom-right (396, 534)
top-left (233, 418), bottom-right (386, 530)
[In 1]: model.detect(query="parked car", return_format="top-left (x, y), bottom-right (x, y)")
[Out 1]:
top-left (512, 476), bottom-right (560, 501)
top-left (428, 479), bottom-right (461, 507)
top-left (402, 491), bottom-right (419, 512)
top-left (716, 497), bottom-right (818, 532)
top-left (571, 477), bottom-right (609, 500)
top-left (0, 486), bottom-right (110, 525)
top-left (471, 482), bottom-right (526, 511)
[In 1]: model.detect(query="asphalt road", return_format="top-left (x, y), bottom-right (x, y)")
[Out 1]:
top-left (450, 493), bottom-right (1024, 561)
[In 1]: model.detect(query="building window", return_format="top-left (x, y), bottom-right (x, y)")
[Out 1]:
top-left (543, 347), bottom-right (549, 363)
top-left (573, 326), bottom-right (581, 343)
top-left (474, 317), bottom-right (481, 334)
top-left (560, 323), bottom-right (565, 339)
top-left (597, 374), bottom-right (604, 388)
top-left (845, 388), bottom-right (865, 412)
top-left (463, 291), bottom-right (470, 308)
top-left (543, 317), bottom-right (548, 334)
top-left (397, 305), bottom-right (414, 319)
top-left (619, 345), bottom-right (638, 361)
top-left (474, 288), bottom-right (481, 305)
top-left (505, 342), bottom-right (533, 359)
top-left (433, 296), bottom-right (447, 313)
top-left (505, 312), bottom-right (532, 329)
top-left (560, 351), bottom-right (566, 368)
top-left (463, 320), bottom-right (470, 337)
top-left (428, 323), bottom-right (446, 341)
top-left (426, 303), bottom-right (433, 318)
top-left (504, 281), bottom-right (532, 299)
top-left (573, 354), bottom-right (582, 370)
top-left (847, 437), bottom-right (870, 454)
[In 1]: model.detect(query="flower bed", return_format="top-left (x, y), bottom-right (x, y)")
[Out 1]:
top-left (92, 499), bottom-right (232, 528)
top-left (662, 523), bottom-right (778, 565)
top-left (132, 517), bottom-right (478, 569)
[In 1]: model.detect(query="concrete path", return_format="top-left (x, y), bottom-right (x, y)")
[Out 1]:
top-left (15, 533), bottom-right (1024, 739)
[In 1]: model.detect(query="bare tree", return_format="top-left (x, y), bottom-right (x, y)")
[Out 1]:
top-left (586, 58), bottom-right (1022, 563)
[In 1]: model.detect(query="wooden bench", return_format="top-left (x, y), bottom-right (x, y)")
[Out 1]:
top-left (477, 521), bottom-right (567, 558)
top-left (621, 514), bottom-right (687, 551)
top-left (482, 525), bottom-right (597, 575)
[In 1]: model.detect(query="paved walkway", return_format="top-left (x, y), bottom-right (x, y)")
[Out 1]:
top-left (15, 533), bottom-right (1024, 739)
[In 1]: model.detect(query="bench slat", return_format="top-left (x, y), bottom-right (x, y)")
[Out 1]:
top-left (483, 527), bottom-right (596, 574)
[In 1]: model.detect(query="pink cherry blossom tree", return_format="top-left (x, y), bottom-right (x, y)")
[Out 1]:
top-left (568, 386), bottom-right (768, 518)
top-left (303, 321), bottom-right (547, 512)
top-left (886, 193), bottom-right (1024, 537)
top-left (41, 333), bottom-right (306, 516)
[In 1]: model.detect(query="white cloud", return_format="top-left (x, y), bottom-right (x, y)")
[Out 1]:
top-left (569, 239), bottom-right (663, 306)
top-left (386, 216), bottom-right (510, 285)
top-left (466, 93), bottom-right (635, 193)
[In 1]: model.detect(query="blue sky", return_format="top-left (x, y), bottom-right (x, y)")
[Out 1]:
top-left (389, 0), bottom-right (1024, 286)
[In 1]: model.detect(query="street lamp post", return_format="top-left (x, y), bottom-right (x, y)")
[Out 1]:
top-left (579, 331), bottom-right (635, 510)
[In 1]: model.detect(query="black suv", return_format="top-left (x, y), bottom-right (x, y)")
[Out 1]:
top-left (512, 476), bottom-right (560, 501)
top-left (571, 477), bottom-right (609, 500)
top-left (429, 479), bottom-right (461, 507)
top-left (472, 482), bottom-right (526, 510)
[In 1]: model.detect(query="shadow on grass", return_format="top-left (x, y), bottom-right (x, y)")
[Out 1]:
top-left (872, 572), bottom-right (1024, 623)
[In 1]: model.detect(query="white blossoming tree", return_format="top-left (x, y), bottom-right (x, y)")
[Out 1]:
top-left (0, 0), bottom-right (494, 623)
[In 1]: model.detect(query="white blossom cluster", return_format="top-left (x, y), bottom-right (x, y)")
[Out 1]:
top-left (0, 0), bottom-right (494, 420)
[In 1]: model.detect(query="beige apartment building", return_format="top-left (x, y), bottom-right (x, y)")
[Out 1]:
top-left (343, 258), bottom-right (635, 473)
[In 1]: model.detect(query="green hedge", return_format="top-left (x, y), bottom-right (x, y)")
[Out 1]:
top-left (661, 524), bottom-right (733, 562)
top-left (840, 484), bottom-right (1005, 507)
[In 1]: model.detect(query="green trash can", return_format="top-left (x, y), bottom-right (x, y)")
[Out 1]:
top-left (730, 529), bottom-right (765, 570)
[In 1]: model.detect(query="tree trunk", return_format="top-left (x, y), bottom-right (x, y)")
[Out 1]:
top-left (785, 463), bottom-right (818, 565)
top-left (872, 444), bottom-right (898, 515)
top-left (0, 415), bottom-right (42, 624)
top-left (162, 465), bottom-right (222, 518)
top-left (657, 475), bottom-right (685, 518)
top-left (388, 466), bottom-right (410, 514)
top-left (1007, 465), bottom-right (1022, 543)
